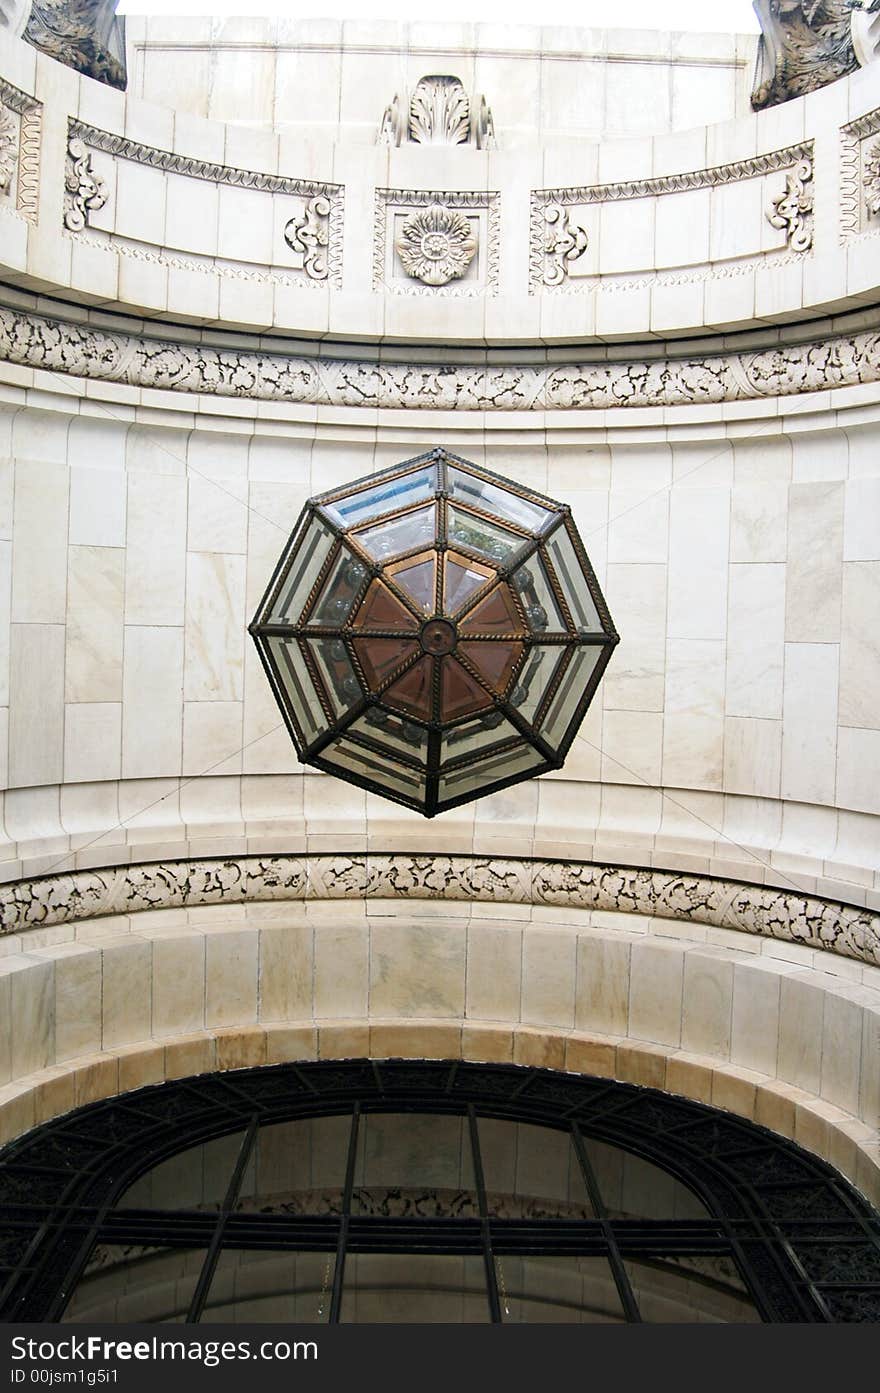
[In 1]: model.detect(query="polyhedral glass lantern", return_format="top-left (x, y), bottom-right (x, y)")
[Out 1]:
top-left (250, 449), bottom-right (618, 816)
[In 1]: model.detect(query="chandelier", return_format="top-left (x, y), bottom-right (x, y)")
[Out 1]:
top-left (250, 449), bottom-right (618, 816)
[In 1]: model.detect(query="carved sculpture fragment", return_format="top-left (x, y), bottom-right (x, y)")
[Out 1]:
top-left (767, 156), bottom-right (814, 251)
top-left (395, 203), bottom-right (478, 286)
top-left (751, 0), bottom-right (878, 110)
top-left (380, 74), bottom-right (495, 148)
top-left (541, 204), bottom-right (589, 286)
top-left (865, 138), bottom-right (880, 217)
top-left (284, 195), bottom-right (331, 281)
top-left (0, 104), bottom-right (16, 195)
top-left (63, 135), bottom-right (107, 232)
top-left (24, 0), bottom-right (127, 91)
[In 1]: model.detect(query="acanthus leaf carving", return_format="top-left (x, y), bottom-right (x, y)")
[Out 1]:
top-left (751, 0), bottom-right (867, 110)
top-left (284, 194), bottom-right (332, 281)
top-left (767, 156), bottom-right (814, 251)
top-left (63, 135), bottom-right (107, 233)
top-left (24, 0), bottom-right (127, 91)
top-left (379, 74), bottom-right (495, 149)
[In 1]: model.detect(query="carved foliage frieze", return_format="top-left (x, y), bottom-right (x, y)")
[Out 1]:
top-left (0, 77), bottom-right (42, 225)
top-left (1, 305), bottom-right (879, 413)
top-left (0, 853), bottom-right (877, 966)
top-left (374, 188), bottom-right (499, 296)
top-left (63, 119), bottom-right (344, 286)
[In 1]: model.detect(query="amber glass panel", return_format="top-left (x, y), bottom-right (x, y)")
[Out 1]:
top-left (444, 555), bottom-right (492, 615)
top-left (353, 580), bottom-right (419, 632)
top-left (351, 710), bottom-right (429, 763)
top-left (390, 557), bottom-right (435, 613)
top-left (459, 583), bottom-right (524, 636)
top-left (355, 505), bottom-right (436, 562)
top-left (440, 658), bottom-right (494, 720)
top-left (383, 657), bottom-right (434, 722)
top-left (352, 637), bottom-right (418, 688)
top-left (321, 465), bottom-right (436, 529)
top-left (457, 640), bottom-right (523, 695)
top-left (307, 547), bottom-right (369, 626)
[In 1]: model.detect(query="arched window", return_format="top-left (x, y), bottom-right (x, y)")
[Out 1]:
top-left (1, 1062), bottom-right (878, 1323)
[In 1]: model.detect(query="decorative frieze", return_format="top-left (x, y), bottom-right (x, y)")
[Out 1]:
top-left (63, 118), bottom-right (344, 286)
top-left (866, 138), bottom-right (880, 217)
top-left (379, 74), bottom-right (495, 149)
top-left (0, 76), bottom-right (41, 224)
top-left (0, 853), bottom-right (877, 966)
top-left (840, 106), bottom-right (880, 237)
top-left (766, 156), bottom-right (814, 252)
top-left (1, 305), bottom-right (879, 411)
top-left (374, 188), bottom-right (499, 296)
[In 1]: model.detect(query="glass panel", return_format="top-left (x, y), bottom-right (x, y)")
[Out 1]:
top-left (623, 1257), bottom-right (761, 1324)
top-left (440, 712), bottom-right (520, 764)
top-left (512, 555), bottom-right (567, 634)
top-left (440, 657), bottom-right (493, 720)
top-left (352, 1113), bottom-right (476, 1216)
top-left (390, 557), bottom-right (436, 613)
top-left (355, 505), bottom-right (436, 562)
top-left (509, 645), bottom-right (567, 727)
top-left (384, 656), bottom-right (434, 722)
top-left (117, 1131), bottom-right (247, 1210)
top-left (447, 504), bottom-right (525, 564)
top-left (341, 1254), bottom-right (489, 1323)
top-left (458, 639), bottom-right (523, 695)
top-left (546, 523), bottom-right (602, 633)
top-left (322, 465), bottom-right (436, 529)
top-left (269, 516), bottom-right (335, 625)
top-left (583, 1138), bottom-right (710, 1221)
top-left (479, 1119), bottom-right (594, 1219)
top-left (444, 555), bottom-right (491, 615)
top-left (307, 548), bottom-right (369, 626)
top-left (305, 638), bottom-right (362, 718)
top-left (267, 636), bottom-right (326, 747)
top-left (201, 1249), bottom-right (335, 1324)
top-left (62, 1246), bottom-right (205, 1324)
top-left (321, 738), bottom-right (424, 801)
top-left (438, 743), bottom-right (544, 800)
top-left (237, 1116), bottom-right (351, 1215)
top-left (352, 636), bottom-right (418, 688)
top-left (539, 646), bottom-right (604, 749)
top-left (497, 1256), bottom-right (626, 1324)
top-left (447, 467), bottom-right (553, 533)
top-left (353, 579), bottom-right (419, 631)
top-left (351, 709), bottom-right (429, 763)
top-left (459, 583), bottom-right (525, 636)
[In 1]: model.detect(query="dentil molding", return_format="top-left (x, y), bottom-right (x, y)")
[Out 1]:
top-left (1, 304), bottom-right (879, 412)
top-left (1, 853), bottom-right (877, 966)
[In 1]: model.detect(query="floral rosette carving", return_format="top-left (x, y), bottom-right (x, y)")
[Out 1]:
top-left (395, 202), bottom-right (477, 286)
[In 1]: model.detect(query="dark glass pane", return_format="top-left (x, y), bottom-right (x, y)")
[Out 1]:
top-left (438, 744), bottom-right (543, 801)
top-left (118, 1131), bottom-right (247, 1210)
top-left (352, 1113), bottom-right (476, 1216)
top-left (444, 554), bottom-right (491, 614)
top-left (459, 583), bottom-right (525, 636)
top-left (478, 1119), bottom-right (594, 1219)
top-left (623, 1257), bottom-right (761, 1324)
top-left (353, 579), bottom-right (419, 631)
top-left (322, 465), bottom-right (436, 529)
top-left (512, 555), bottom-right (567, 634)
top-left (201, 1249), bottom-right (335, 1324)
top-left (384, 656), bottom-right (434, 721)
top-left (447, 467), bottom-right (553, 533)
top-left (509, 645), bottom-right (567, 727)
top-left (340, 1254), bottom-right (489, 1323)
top-left (352, 636), bottom-right (418, 688)
top-left (269, 516), bottom-right (335, 625)
top-left (305, 638), bottom-right (363, 718)
top-left (584, 1138), bottom-right (711, 1220)
top-left (447, 505), bottom-right (525, 564)
top-left (546, 523), bottom-right (602, 632)
top-left (351, 709), bottom-right (429, 763)
top-left (321, 739), bottom-right (424, 800)
top-left (62, 1246), bottom-right (205, 1324)
top-left (440, 712), bottom-right (520, 764)
top-left (307, 548), bottom-right (369, 626)
top-left (266, 636), bottom-right (326, 747)
top-left (237, 1116), bottom-right (351, 1215)
top-left (440, 657), bottom-right (493, 720)
top-left (390, 557), bottom-right (436, 613)
top-left (496, 1256), bottom-right (626, 1324)
top-left (458, 639), bottom-right (523, 695)
top-left (539, 645), bottom-right (603, 749)
top-left (356, 505), bottom-right (436, 562)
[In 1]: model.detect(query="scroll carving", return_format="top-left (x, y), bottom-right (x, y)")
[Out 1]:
top-left (540, 204), bottom-right (588, 286)
top-left (767, 156), bottom-right (814, 251)
top-left (284, 195), bottom-right (331, 281)
top-left (63, 135), bottom-right (107, 232)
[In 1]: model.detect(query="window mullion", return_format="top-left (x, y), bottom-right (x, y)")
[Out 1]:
top-left (572, 1122), bottom-right (642, 1323)
top-left (186, 1114), bottom-right (260, 1324)
top-left (328, 1103), bottom-right (360, 1324)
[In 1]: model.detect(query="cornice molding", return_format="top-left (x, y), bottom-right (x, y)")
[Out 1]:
top-left (1, 852), bottom-right (877, 966)
top-left (1, 304), bottom-right (878, 412)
